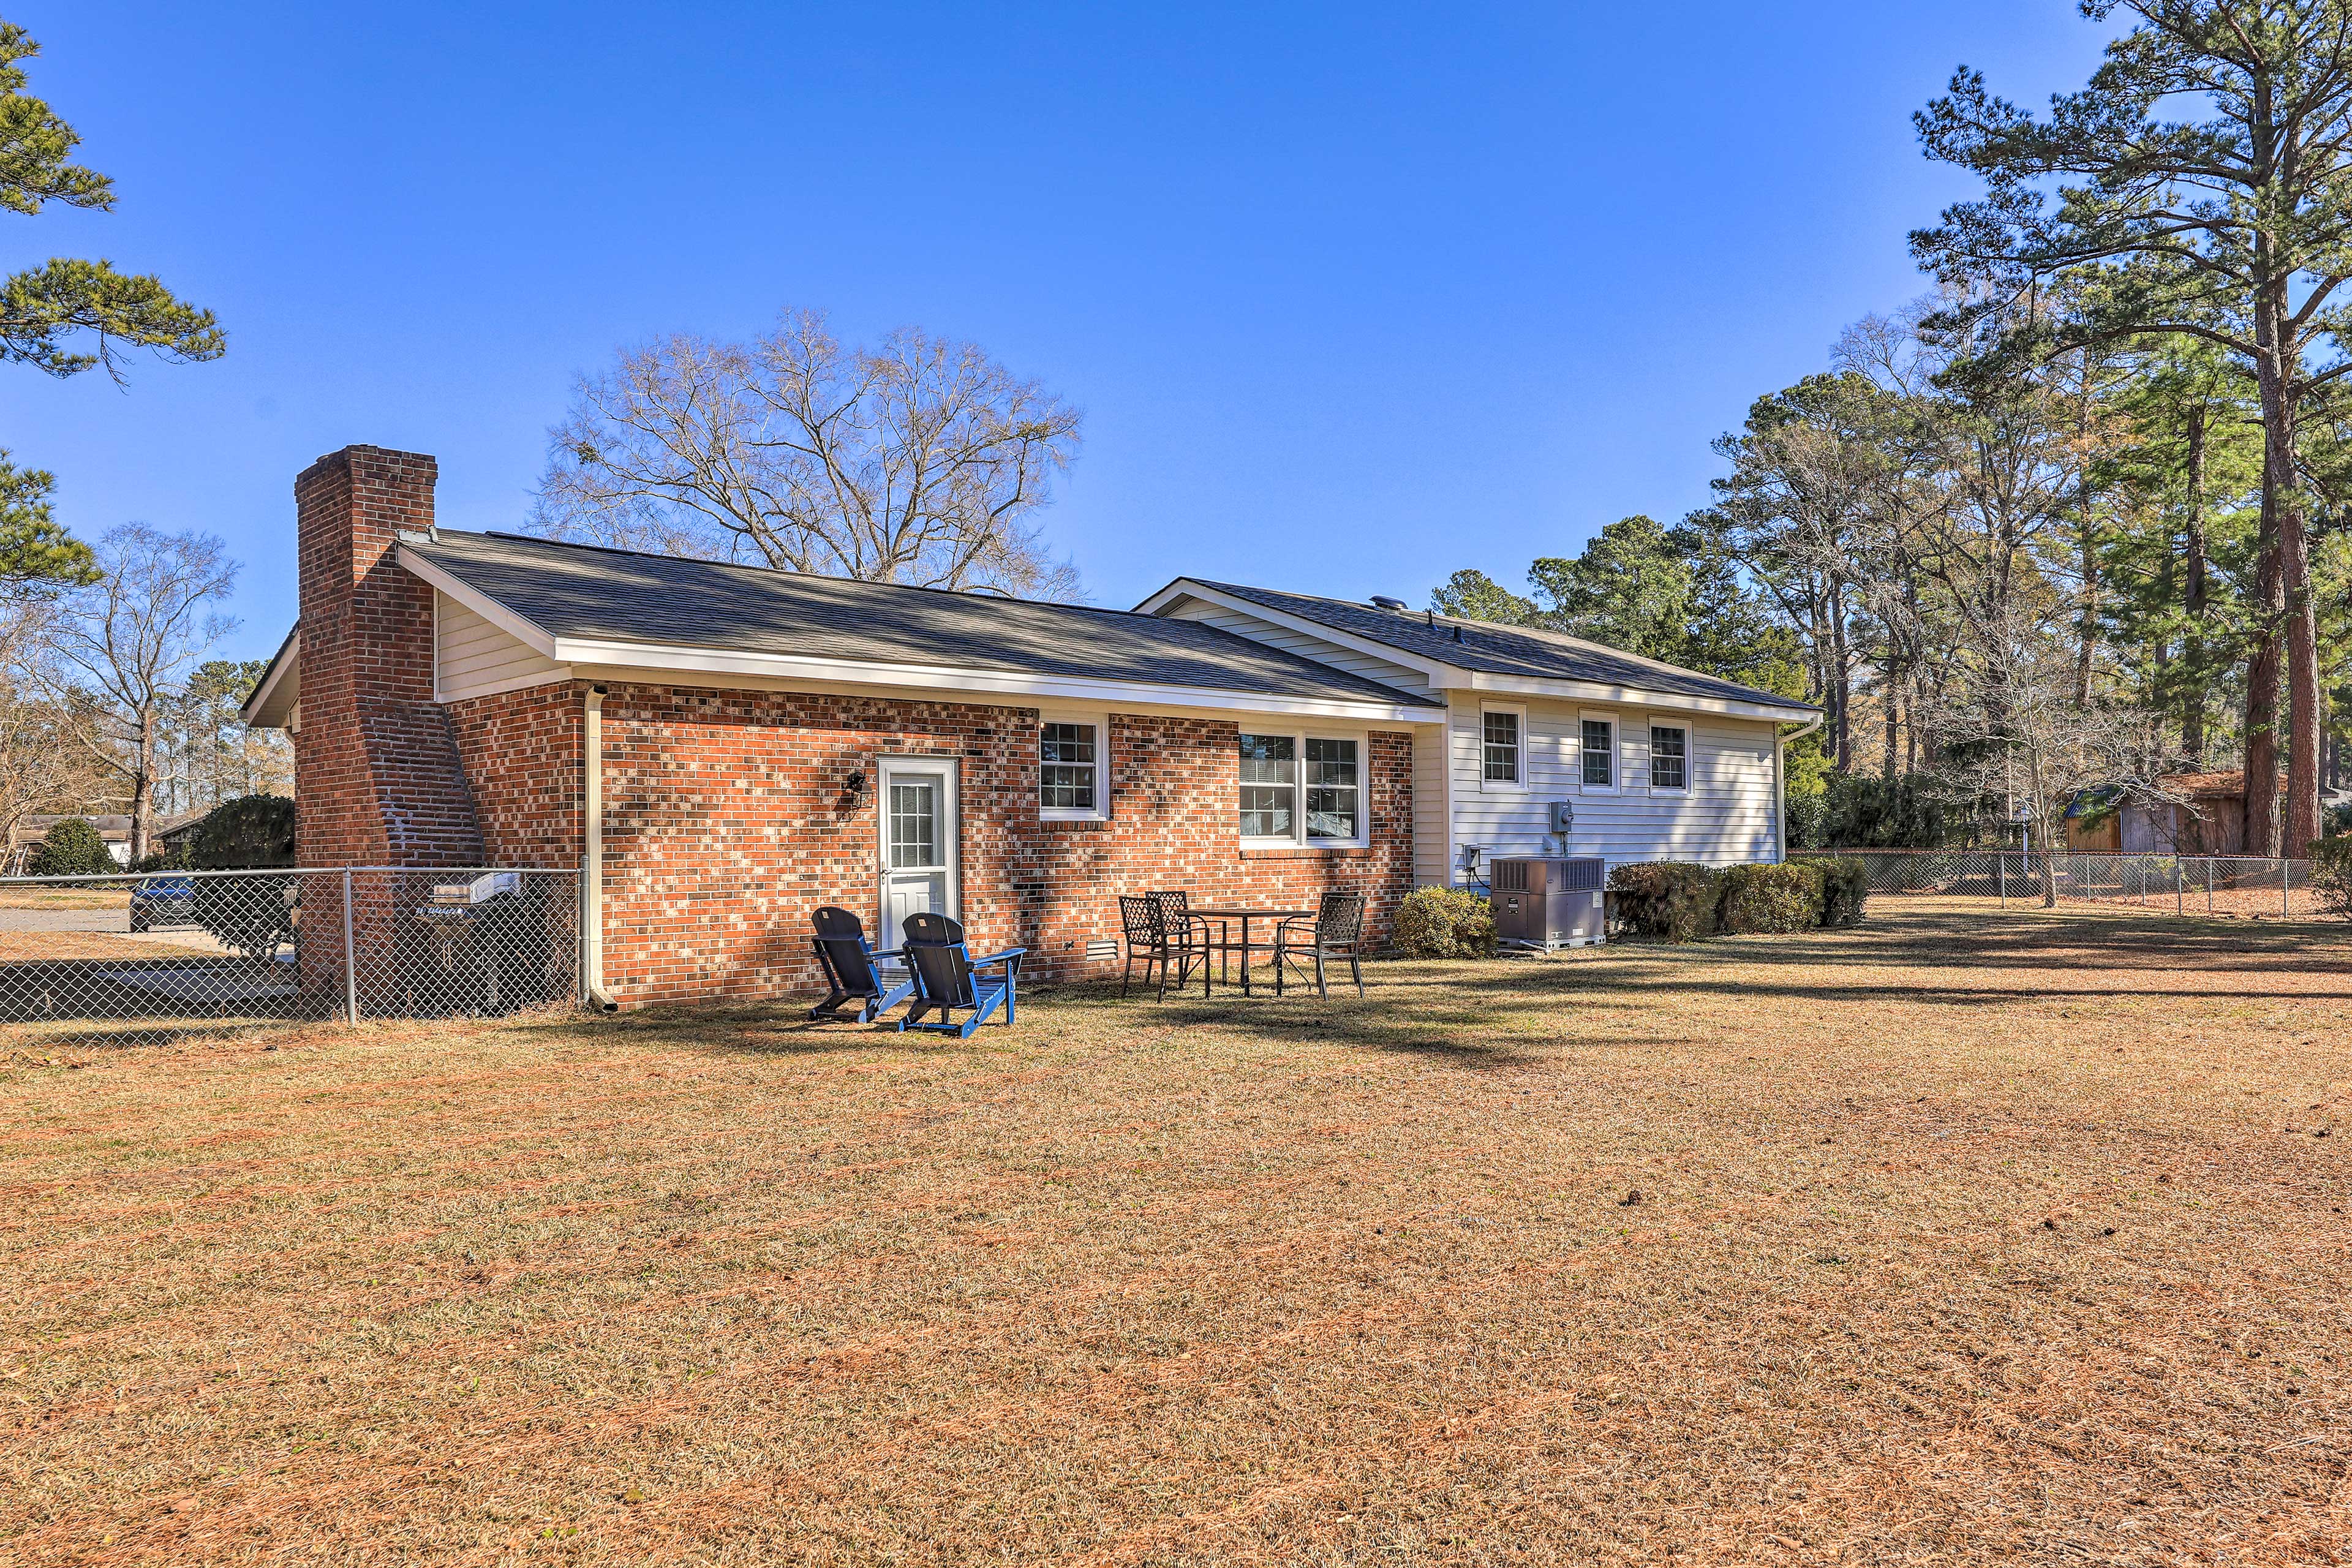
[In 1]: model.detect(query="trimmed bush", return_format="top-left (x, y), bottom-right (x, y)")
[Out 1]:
top-left (190, 794), bottom-right (296, 870)
top-left (1392, 886), bottom-right (1498, 959)
top-left (1608, 861), bottom-right (1725, 942)
top-left (1815, 856), bottom-right (1869, 927)
top-left (1719, 862), bottom-right (1825, 935)
top-left (29, 817), bottom-right (118, 876)
top-left (2312, 835), bottom-right (2352, 922)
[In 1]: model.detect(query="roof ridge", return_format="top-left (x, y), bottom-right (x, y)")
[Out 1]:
top-left (473, 529), bottom-right (1189, 626)
top-left (1185, 576), bottom-right (1816, 712)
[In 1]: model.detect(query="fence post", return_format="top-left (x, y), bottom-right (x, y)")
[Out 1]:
top-left (1997, 851), bottom-right (2007, 908)
top-left (341, 869), bottom-right (358, 1028)
top-left (2284, 856), bottom-right (2292, 918)
top-left (2206, 857), bottom-right (2214, 915)
top-left (2175, 858), bottom-right (2183, 916)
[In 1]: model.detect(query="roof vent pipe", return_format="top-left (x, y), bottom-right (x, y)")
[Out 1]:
top-left (1369, 595), bottom-right (1409, 612)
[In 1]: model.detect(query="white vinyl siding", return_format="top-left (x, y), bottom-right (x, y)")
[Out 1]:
top-left (1411, 721), bottom-right (1449, 888)
top-left (435, 592), bottom-right (565, 700)
top-left (1443, 695), bottom-right (1780, 884)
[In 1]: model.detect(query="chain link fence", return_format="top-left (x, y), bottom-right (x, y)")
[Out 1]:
top-left (0, 867), bottom-right (580, 1048)
top-left (1791, 848), bottom-right (2324, 918)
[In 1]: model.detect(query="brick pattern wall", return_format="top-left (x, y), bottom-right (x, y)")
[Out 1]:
top-left (290, 445), bottom-right (486, 869)
top-left (501, 680), bottom-right (1419, 1006)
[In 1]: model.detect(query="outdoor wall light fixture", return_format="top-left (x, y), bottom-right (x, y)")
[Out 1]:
top-left (845, 769), bottom-right (869, 796)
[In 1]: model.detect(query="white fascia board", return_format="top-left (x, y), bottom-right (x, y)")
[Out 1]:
top-left (396, 548), bottom-right (563, 657)
top-left (1135, 579), bottom-right (1462, 684)
top-left (1454, 669), bottom-right (1817, 723)
top-left (556, 636), bottom-right (1437, 724)
top-left (241, 627), bottom-right (301, 728)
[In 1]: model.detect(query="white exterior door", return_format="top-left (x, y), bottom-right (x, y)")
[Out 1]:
top-left (878, 758), bottom-right (957, 954)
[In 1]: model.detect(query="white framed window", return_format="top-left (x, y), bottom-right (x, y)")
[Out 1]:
top-left (1038, 712), bottom-right (1109, 821)
top-left (1479, 704), bottom-right (1526, 792)
top-left (1240, 729), bottom-right (1368, 846)
top-left (1649, 722), bottom-right (1689, 792)
top-left (1578, 712), bottom-right (1616, 791)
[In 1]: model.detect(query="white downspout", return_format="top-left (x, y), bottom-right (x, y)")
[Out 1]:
top-left (583, 684), bottom-right (618, 1012)
top-left (1776, 714), bottom-right (1824, 862)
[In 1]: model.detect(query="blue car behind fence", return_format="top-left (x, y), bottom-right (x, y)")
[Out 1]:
top-left (129, 877), bottom-right (198, 932)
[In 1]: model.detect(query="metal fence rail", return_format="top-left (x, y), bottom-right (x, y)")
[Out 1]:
top-left (0, 866), bottom-right (579, 1047)
top-left (1791, 848), bottom-right (2324, 918)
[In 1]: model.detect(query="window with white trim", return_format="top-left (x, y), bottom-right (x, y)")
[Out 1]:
top-left (1240, 731), bottom-right (1366, 845)
top-left (1649, 723), bottom-right (1688, 790)
top-left (1580, 717), bottom-right (1615, 788)
top-left (1482, 708), bottom-right (1521, 784)
top-left (1038, 716), bottom-right (1108, 821)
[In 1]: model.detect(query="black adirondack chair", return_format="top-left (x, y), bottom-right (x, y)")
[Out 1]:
top-left (1118, 892), bottom-right (1209, 1000)
top-left (1273, 890), bottom-right (1367, 998)
top-left (896, 912), bottom-right (1025, 1038)
top-left (807, 906), bottom-right (914, 1022)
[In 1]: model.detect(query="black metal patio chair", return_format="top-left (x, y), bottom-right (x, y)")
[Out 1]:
top-left (1273, 890), bottom-right (1367, 999)
top-left (896, 911), bottom-right (1025, 1038)
top-left (806, 905), bottom-right (914, 1023)
top-left (1118, 892), bottom-right (1210, 1000)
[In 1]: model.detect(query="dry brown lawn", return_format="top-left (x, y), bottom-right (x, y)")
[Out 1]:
top-left (2, 900), bottom-right (2347, 1566)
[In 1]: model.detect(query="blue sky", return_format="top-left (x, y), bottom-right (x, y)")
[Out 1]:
top-left (4, 2), bottom-right (2113, 663)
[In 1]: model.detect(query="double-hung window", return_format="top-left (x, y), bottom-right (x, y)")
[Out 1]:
top-left (1580, 717), bottom-right (1615, 788)
top-left (1038, 716), bottom-right (1107, 821)
top-left (1240, 731), bottom-right (1365, 845)
top-left (1646, 728), bottom-right (1684, 790)
top-left (1481, 707), bottom-right (1522, 786)
top-left (1649, 723), bottom-right (1688, 791)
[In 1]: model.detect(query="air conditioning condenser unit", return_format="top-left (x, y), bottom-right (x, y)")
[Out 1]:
top-left (1489, 856), bottom-right (1606, 951)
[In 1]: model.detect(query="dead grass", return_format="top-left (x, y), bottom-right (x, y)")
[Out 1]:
top-left (0, 932), bottom-right (222, 963)
top-left (2, 899), bottom-right (2346, 1566)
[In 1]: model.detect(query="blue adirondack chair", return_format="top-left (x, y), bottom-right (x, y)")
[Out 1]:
top-left (807, 906), bottom-right (915, 1023)
top-left (895, 912), bottom-right (1025, 1038)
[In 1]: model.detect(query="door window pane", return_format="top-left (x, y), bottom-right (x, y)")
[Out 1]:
top-left (1039, 722), bottom-right (1098, 811)
top-left (1238, 733), bottom-right (1295, 837)
top-left (888, 780), bottom-right (939, 867)
top-left (1306, 737), bottom-right (1359, 840)
top-left (1482, 710), bottom-right (1520, 782)
top-left (1581, 718), bottom-right (1614, 786)
top-left (1649, 725), bottom-right (1687, 790)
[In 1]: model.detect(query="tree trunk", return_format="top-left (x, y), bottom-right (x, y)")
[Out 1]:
top-left (2280, 496), bottom-right (2321, 854)
top-left (2182, 402), bottom-right (2209, 768)
top-left (131, 714), bottom-right (156, 865)
top-left (2245, 297), bottom-right (2291, 858)
top-left (1829, 583), bottom-right (1852, 771)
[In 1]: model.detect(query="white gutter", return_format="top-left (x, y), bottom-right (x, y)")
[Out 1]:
top-left (1776, 714), bottom-right (1825, 862)
top-left (582, 684), bottom-right (617, 1012)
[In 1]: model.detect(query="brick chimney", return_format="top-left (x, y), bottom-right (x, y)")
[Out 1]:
top-left (292, 445), bottom-right (486, 867)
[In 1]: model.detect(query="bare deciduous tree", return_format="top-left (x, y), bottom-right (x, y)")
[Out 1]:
top-left (537, 310), bottom-right (1084, 599)
top-left (36, 524), bottom-right (238, 860)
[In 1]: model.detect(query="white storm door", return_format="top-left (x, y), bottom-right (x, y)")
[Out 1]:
top-left (878, 758), bottom-right (957, 954)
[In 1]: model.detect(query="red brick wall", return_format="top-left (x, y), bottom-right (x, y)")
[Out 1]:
top-left (290, 445), bottom-right (485, 869)
top-left (441, 679), bottom-right (1414, 1006)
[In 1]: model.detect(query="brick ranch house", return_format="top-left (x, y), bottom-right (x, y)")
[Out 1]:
top-left (243, 445), bottom-right (1817, 1008)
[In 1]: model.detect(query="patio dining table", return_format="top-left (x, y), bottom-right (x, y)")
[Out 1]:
top-left (1184, 904), bottom-right (1313, 997)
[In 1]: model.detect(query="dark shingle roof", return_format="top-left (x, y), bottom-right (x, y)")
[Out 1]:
top-left (404, 532), bottom-right (1439, 710)
top-left (1178, 579), bottom-right (1819, 712)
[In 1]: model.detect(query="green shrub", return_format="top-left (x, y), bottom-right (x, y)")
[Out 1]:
top-left (1608, 862), bottom-right (1725, 942)
top-left (2312, 835), bottom-right (2352, 921)
top-left (1815, 856), bottom-right (1869, 927)
top-left (29, 816), bottom-right (119, 876)
top-left (1392, 886), bottom-right (1498, 958)
top-left (1719, 862), bottom-right (1825, 934)
top-left (190, 794), bottom-right (296, 869)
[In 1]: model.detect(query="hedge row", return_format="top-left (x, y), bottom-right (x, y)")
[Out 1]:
top-left (1608, 858), bottom-right (1866, 943)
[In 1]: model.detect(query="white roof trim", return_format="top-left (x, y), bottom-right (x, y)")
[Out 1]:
top-left (398, 548), bottom-right (1434, 724)
top-left (241, 628), bottom-right (301, 728)
top-left (1137, 577), bottom-right (1819, 722)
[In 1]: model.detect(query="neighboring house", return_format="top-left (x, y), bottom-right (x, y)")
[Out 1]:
top-left (241, 445), bottom-right (1818, 1008)
top-left (1137, 579), bottom-right (1820, 890)
top-left (6, 812), bottom-right (203, 872)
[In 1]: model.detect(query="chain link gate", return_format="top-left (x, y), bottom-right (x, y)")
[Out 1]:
top-left (0, 867), bottom-right (581, 1047)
